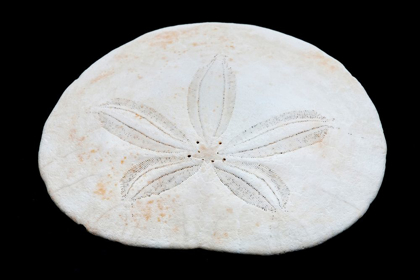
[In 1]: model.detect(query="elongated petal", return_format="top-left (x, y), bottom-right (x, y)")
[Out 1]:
top-left (121, 156), bottom-right (202, 200)
top-left (224, 161), bottom-right (289, 208)
top-left (96, 98), bottom-right (191, 153)
top-left (187, 55), bottom-right (236, 145)
top-left (214, 161), bottom-right (284, 211)
top-left (220, 110), bottom-right (331, 158)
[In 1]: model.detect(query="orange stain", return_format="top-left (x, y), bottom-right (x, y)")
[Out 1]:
top-left (94, 182), bottom-right (109, 200)
top-left (149, 31), bottom-right (179, 49)
top-left (90, 70), bottom-right (114, 84)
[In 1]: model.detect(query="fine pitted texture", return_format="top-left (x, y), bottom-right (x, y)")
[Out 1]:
top-left (39, 23), bottom-right (386, 254)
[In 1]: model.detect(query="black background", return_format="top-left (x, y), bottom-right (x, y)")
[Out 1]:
top-left (17, 6), bottom-right (402, 276)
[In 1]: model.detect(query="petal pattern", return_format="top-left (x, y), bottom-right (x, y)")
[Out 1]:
top-left (220, 110), bottom-right (331, 158)
top-left (187, 55), bottom-right (236, 146)
top-left (121, 156), bottom-right (202, 200)
top-left (94, 55), bottom-right (333, 213)
top-left (213, 162), bottom-right (275, 211)
top-left (213, 161), bottom-right (289, 211)
top-left (96, 98), bottom-right (191, 153)
top-left (224, 160), bottom-right (289, 208)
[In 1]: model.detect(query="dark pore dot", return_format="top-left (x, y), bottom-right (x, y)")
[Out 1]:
top-left (196, 141), bottom-right (200, 144)
top-left (187, 155), bottom-right (191, 157)
top-left (219, 142), bottom-right (222, 145)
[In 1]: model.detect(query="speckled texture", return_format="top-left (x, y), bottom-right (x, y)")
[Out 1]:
top-left (38, 23), bottom-right (386, 255)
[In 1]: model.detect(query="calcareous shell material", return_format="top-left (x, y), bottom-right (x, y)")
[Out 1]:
top-left (39, 23), bottom-right (386, 255)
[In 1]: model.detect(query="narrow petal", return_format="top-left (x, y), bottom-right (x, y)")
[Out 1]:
top-left (220, 110), bottom-right (331, 158)
top-left (213, 162), bottom-right (280, 211)
top-left (187, 55), bottom-right (236, 145)
top-left (121, 156), bottom-right (202, 200)
top-left (223, 161), bottom-right (289, 209)
top-left (96, 98), bottom-right (191, 153)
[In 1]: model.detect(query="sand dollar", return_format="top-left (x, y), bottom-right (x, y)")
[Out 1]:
top-left (39, 23), bottom-right (386, 254)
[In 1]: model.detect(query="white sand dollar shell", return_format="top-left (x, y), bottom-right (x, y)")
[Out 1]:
top-left (38, 23), bottom-right (386, 255)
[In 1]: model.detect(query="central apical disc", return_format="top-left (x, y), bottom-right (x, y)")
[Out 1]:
top-left (39, 23), bottom-right (386, 255)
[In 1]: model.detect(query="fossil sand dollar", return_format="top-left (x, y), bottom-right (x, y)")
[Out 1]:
top-left (39, 23), bottom-right (386, 254)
